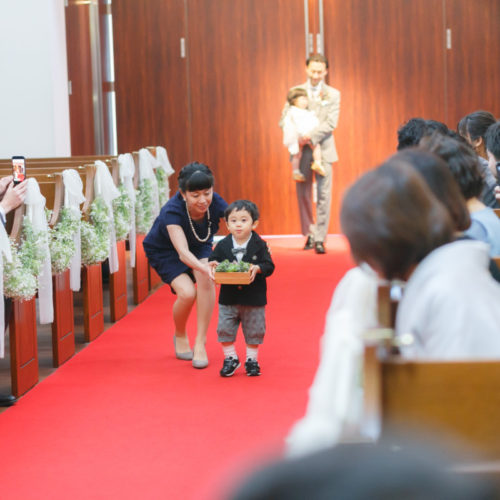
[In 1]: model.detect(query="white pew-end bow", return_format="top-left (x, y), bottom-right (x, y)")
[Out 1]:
top-left (118, 153), bottom-right (137, 268)
top-left (0, 221), bottom-right (12, 357)
top-left (62, 169), bottom-right (85, 291)
top-left (94, 161), bottom-right (120, 274)
top-left (156, 146), bottom-right (175, 201)
top-left (138, 148), bottom-right (160, 217)
top-left (24, 178), bottom-right (53, 325)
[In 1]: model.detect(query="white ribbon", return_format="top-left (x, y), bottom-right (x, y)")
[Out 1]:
top-left (138, 148), bottom-right (160, 217)
top-left (118, 153), bottom-right (136, 267)
top-left (24, 178), bottom-right (53, 325)
top-left (62, 169), bottom-right (85, 292)
top-left (94, 161), bottom-right (120, 274)
top-left (0, 221), bottom-right (12, 357)
top-left (156, 146), bottom-right (175, 201)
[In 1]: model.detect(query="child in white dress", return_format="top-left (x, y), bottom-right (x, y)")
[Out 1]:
top-left (282, 88), bottom-right (325, 182)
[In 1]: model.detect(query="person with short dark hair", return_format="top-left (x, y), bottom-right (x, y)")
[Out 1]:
top-left (279, 53), bottom-right (341, 254)
top-left (282, 88), bottom-right (323, 182)
top-left (396, 117), bottom-right (427, 150)
top-left (143, 162), bottom-right (228, 369)
top-left (458, 110), bottom-right (499, 207)
top-left (341, 158), bottom-right (500, 359)
top-left (421, 134), bottom-right (500, 256)
top-left (209, 200), bottom-right (274, 377)
top-left (485, 120), bottom-right (500, 181)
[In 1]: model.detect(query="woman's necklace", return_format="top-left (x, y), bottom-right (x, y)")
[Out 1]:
top-left (185, 200), bottom-right (212, 242)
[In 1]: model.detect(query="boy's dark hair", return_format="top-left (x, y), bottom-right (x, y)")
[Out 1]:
top-left (306, 53), bottom-right (329, 69)
top-left (224, 200), bottom-right (260, 222)
top-left (420, 133), bottom-right (484, 200)
top-left (340, 159), bottom-right (453, 280)
top-left (485, 121), bottom-right (500, 161)
top-left (458, 110), bottom-right (496, 142)
top-left (397, 118), bottom-right (427, 150)
top-left (287, 88), bottom-right (307, 106)
top-left (178, 162), bottom-right (214, 192)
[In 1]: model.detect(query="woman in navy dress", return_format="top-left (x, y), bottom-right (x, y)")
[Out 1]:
top-left (143, 162), bottom-right (227, 369)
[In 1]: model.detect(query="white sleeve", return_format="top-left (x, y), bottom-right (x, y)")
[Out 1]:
top-left (285, 267), bottom-right (378, 457)
top-left (282, 113), bottom-right (299, 155)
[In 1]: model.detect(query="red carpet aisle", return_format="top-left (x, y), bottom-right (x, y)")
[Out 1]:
top-left (0, 236), bottom-right (353, 500)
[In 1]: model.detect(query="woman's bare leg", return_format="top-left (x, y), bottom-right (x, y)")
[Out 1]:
top-left (170, 273), bottom-right (197, 353)
top-left (192, 261), bottom-right (216, 362)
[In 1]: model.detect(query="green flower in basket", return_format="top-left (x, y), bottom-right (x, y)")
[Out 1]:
top-left (135, 178), bottom-right (155, 234)
top-left (81, 196), bottom-right (111, 266)
top-left (113, 184), bottom-right (133, 241)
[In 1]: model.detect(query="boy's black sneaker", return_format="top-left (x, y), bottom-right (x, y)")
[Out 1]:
top-left (245, 358), bottom-right (261, 376)
top-left (220, 356), bottom-right (240, 377)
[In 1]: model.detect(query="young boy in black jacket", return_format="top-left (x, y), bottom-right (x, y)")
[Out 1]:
top-left (209, 200), bottom-right (275, 377)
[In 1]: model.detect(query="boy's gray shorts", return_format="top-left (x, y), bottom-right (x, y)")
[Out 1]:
top-left (217, 304), bottom-right (266, 345)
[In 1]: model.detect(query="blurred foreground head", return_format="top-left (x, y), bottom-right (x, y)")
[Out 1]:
top-left (228, 440), bottom-right (496, 500)
top-left (340, 159), bottom-right (453, 280)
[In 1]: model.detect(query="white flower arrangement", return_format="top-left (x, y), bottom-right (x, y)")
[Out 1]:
top-left (49, 207), bottom-right (80, 274)
top-left (113, 184), bottom-right (133, 241)
top-left (155, 168), bottom-right (168, 207)
top-left (3, 217), bottom-right (47, 301)
top-left (135, 178), bottom-right (155, 234)
top-left (81, 196), bottom-right (111, 266)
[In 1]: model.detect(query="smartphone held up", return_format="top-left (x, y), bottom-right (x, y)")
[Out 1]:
top-left (11, 156), bottom-right (26, 185)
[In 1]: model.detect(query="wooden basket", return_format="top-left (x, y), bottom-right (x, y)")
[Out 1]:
top-left (214, 271), bottom-right (252, 285)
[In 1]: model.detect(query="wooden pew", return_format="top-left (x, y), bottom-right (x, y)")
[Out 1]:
top-left (363, 284), bottom-right (500, 478)
top-left (131, 151), bottom-right (151, 305)
top-left (2, 158), bottom-right (128, 324)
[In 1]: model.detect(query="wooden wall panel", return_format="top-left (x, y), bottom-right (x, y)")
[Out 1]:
top-left (445, 0), bottom-right (500, 128)
top-left (323, 0), bottom-right (447, 232)
top-left (66, 3), bottom-right (95, 155)
top-left (187, 0), bottom-right (305, 235)
top-left (113, 0), bottom-right (190, 177)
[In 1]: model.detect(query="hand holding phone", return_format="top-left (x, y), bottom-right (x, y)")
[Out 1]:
top-left (11, 156), bottom-right (26, 185)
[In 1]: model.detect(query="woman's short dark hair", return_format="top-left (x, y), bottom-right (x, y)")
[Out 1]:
top-left (458, 110), bottom-right (496, 142)
top-left (224, 200), bottom-right (260, 222)
top-left (340, 159), bottom-right (453, 280)
top-left (178, 162), bottom-right (214, 192)
top-left (395, 148), bottom-right (471, 231)
top-left (420, 133), bottom-right (483, 200)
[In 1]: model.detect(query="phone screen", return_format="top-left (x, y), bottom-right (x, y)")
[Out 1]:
top-left (11, 156), bottom-right (26, 185)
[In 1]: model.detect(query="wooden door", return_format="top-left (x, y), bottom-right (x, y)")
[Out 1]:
top-left (186, 0), bottom-right (306, 235)
top-left (113, 0), bottom-right (190, 184)
top-left (323, 0), bottom-right (447, 231)
top-left (444, 0), bottom-right (500, 128)
top-left (66, 1), bottom-right (96, 155)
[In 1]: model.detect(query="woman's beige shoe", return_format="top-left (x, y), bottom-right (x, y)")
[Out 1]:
top-left (174, 335), bottom-right (193, 360)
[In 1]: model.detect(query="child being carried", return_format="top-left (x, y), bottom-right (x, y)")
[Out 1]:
top-left (282, 87), bottom-right (325, 182)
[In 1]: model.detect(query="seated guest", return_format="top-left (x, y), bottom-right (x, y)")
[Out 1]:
top-left (458, 110), bottom-right (499, 207)
top-left (485, 120), bottom-right (500, 181)
top-left (398, 148), bottom-right (500, 282)
top-left (341, 158), bottom-right (500, 359)
top-left (421, 134), bottom-right (500, 256)
top-left (397, 117), bottom-right (427, 150)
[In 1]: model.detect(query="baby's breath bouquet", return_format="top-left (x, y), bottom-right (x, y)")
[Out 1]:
top-left (49, 207), bottom-right (80, 274)
top-left (3, 217), bottom-right (46, 300)
top-left (135, 178), bottom-right (155, 234)
top-left (113, 184), bottom-right (133, 241)
top-left (81, 196), bottom-right (111, 266)
top-left (155, 168), bottom-right (168, 207)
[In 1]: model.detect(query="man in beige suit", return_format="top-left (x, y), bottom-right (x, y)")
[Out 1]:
top-left (280, 54), bottom-right (341, 254)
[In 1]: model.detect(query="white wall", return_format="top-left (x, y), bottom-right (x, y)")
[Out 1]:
top-left (0, 0), bottom-right (71, 158)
